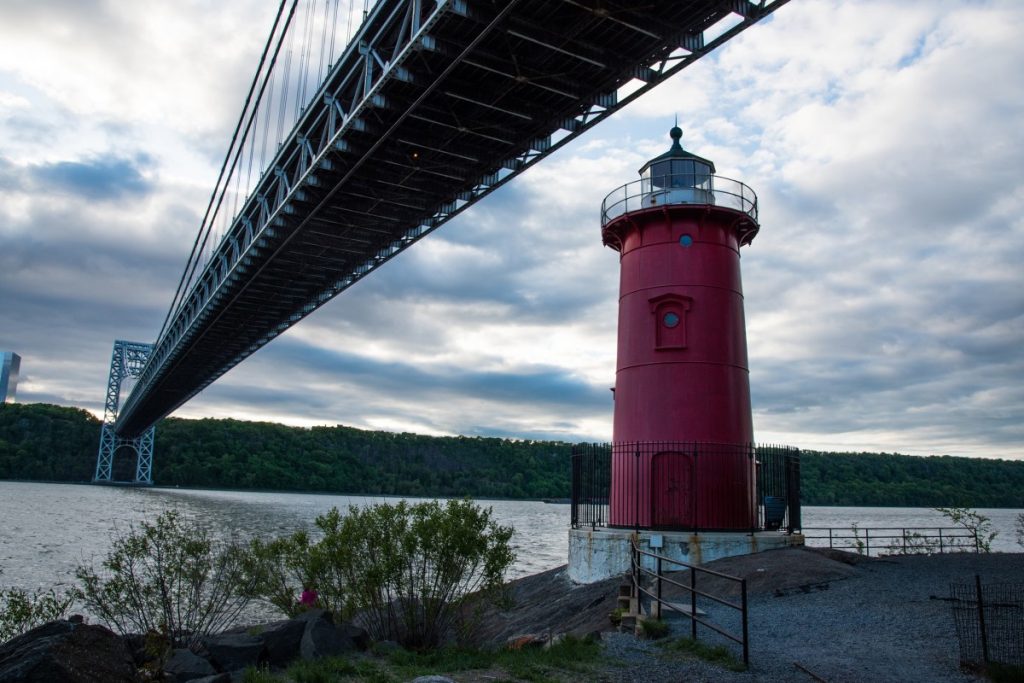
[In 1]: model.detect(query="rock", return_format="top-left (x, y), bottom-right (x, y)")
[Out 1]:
top-left (248, 619), bottom-right (305, 667)
top-left (0, 619), bottom-right (139, 683)
top-left (201, 631), bottom-right (264, 671)
top-left (164, 647), bottom-right (217, 682)
top-left (505, 633), bottom-right (546, 650)
top-left (337, 622), bottom-right (371, 651)
top-left (188, 675), bottom-right (231, 683)
top-left (293, 608), bottom-right (333, 625)
top-left (412, 677), bottom-right (456, 683)
top-left (299, 611), bottom-right (353, 660)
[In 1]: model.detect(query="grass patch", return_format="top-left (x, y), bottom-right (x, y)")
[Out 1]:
top-left (241, 636), bottom-right (604, 683)
top-left (657, 636), bottom-right (746, 672)
top-left (637, 618), bottom-right (670, 639)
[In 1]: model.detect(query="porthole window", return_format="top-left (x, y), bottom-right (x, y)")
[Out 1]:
top-left (663, 312), bottom-right (680, 328)
top-left (679, 234), bottom-right (693, 247)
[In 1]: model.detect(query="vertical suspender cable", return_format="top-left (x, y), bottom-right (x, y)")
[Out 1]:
top-left (157, 0), bottom-right (290, 344)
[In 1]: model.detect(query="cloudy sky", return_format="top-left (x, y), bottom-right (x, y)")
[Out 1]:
top-left (1, 0), bottom-right (1021, 460)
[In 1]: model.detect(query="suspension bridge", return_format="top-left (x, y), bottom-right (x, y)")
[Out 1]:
top-left (94, 0), bottom-right (790, 483)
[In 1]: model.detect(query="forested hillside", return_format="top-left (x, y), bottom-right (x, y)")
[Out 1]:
top-left (2, 402), bottom-right (1023, 506)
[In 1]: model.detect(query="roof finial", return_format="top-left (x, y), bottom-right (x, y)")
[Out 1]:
top-left (669, 121), bottom-right (683, 149)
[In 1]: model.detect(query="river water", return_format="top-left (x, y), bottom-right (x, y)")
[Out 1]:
top-left (1, 481), bottom-right (1021, 594)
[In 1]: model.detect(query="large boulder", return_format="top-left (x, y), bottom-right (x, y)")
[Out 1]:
top-left (244, 619), bottom-right (305, 668)
top-left (296, 610), bottom-right (354, 660)
top-left (0, 619), bottom-right (139, 683)
top-left (200, 631), bottom-right (264, 672)
top-left (163, 647), bottom-right (217, 682)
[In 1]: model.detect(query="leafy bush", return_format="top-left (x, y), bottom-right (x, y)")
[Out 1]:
top-left (246, 531), bottom-right (319, 618)
top-left (935, 507), bottom-right (997, 552)
top-left (0, 579), bottom-right (72, 643)
top-left (1015, 513), bottom-right (1024, 549)
top-left (252, 499), bottom-right (514, 649)
top-left (75, 510), bottom-right (258, 647)
top-left (332, 499), bottom-right (514, 649)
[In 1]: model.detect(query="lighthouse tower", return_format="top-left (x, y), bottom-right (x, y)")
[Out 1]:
top-left (604, 127), bottom-right (757, 530)
top-left (568, 128), bottom-right (800, 582)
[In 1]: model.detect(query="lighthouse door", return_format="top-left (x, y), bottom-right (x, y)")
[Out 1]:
top-left (651, 450), bottom-right (694, 529)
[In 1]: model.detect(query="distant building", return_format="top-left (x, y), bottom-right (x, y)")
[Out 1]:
top-left (1, 352), bottom-right (21, 403)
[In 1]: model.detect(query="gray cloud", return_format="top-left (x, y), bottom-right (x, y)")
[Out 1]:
top-left (28, 154), bottom-right (153, 200)
top-left (1, 0), bottom-right (1022, 458)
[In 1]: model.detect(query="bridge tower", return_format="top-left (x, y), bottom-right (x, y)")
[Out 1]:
top-left (568, 128), bottom-right (801, 582)
top-left (94, 340), bottom-right (155, 485)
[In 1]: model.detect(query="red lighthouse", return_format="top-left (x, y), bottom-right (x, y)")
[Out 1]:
top-left (601, 127), bottom-right (760, 530)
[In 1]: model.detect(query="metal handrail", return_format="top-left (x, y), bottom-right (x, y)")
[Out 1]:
top-left (630, 539), bottom-right (749, 667)
top-left (601, 172), bottom-right (758, 226)
top-left (803, 526), bottom-right (980, 556)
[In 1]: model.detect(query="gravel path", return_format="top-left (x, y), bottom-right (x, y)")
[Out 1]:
top-left (596, 552), bottom-right (1024, 683)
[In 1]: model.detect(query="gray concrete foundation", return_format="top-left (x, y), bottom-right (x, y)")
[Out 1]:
top-left (568, 527), bottom-right (805, 584)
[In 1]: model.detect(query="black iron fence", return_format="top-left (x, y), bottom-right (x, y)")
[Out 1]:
top-left (950, 576), bottom-right (1024, 673)
top-left (630, 538), bottom-right (750, 667)
top-left (571, 442), bottom-right (800, 533)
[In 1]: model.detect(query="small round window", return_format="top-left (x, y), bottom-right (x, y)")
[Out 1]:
top-left (663, 312), bottom-right (680, 328)
top-left (679, 234), bottom-right (693, 247)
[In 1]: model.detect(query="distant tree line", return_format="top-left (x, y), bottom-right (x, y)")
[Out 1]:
top-left (1, 402), bottom-right (1022, 507)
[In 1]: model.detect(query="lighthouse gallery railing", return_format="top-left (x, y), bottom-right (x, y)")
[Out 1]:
top-left (601, 173), bottom-right (758, 227)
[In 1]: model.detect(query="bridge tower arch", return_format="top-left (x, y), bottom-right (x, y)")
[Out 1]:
top-left (94, 340), bottom-right (156, 485)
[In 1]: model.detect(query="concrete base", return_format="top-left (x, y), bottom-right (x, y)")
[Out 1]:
top-left (568, 527), bottom-right (805, 584)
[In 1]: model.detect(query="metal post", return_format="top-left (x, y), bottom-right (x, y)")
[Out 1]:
top-left (741, 579), bottom-right (749, 668)
top-left (902, 528), bottom-right (907, 554)
top-left (939, 528), bottom-right (944, 553)
top-left (632, 539), bottom-right (640, 603)
top-left (634, 447), bottom-right (640, 532)
top-left (866, 528), bottom-right (871, 557)
top-left (690, 566), bottom-right (698, 640)
top-left (655, 556), bottom-right (663, 620)
top-left (976, 574), bottom-right (990, 665)
top-left (828, 527), bottom-right (833, 549)
top-left (692, 447), bottom-right (698, 532)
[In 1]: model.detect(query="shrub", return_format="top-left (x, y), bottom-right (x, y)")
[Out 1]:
top-left (935, 507), bottom-right (997, 552)
top-left (246, 531), bottom-right (320, 618)
top-left (0, 579), bottom-right (72, 643)
top-left (253, 499), bottom-right (514, 649)
top-left (75, 510), bottom-right (258, 647)
top-left (1015, 513), bottom-right (1024, 549)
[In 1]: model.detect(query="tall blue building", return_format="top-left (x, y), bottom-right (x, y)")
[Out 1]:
top-left (1, 352), bottom-right (20, 403)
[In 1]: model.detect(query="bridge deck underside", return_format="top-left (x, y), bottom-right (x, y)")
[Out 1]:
top-left (117, 0), bottom-right (780, 436)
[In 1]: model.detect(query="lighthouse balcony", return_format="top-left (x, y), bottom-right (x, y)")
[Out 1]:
top-left (601, 173), bottom-right (758, 227)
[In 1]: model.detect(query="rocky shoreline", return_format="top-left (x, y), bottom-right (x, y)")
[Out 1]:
top-left (0, 607), bottom-right (370, 682)
top-left (2, 547), bottom-right (1023, 682)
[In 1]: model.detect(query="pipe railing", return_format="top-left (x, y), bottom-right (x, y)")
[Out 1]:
top-left (601, 173), bottom-right (758, 226)
top-left (630, 538), bottom-right (750, 667)
top-left (802, 526), bottom-right (980, 556)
